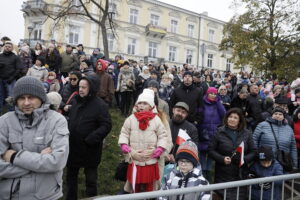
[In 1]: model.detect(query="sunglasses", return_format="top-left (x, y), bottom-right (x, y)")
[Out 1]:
top-left (69, 78), bottom-right (78, 81)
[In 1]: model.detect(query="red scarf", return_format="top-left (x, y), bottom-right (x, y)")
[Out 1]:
top-left (134, 111), bottom-right (156, 130)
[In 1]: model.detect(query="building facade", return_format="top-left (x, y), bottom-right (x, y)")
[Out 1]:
top-left (22, 0), bottom-right (236, 71)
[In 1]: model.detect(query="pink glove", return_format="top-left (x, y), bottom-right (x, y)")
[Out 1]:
top-left (120, 144), bottom-right (131, 154)
top-left (151, 147), bottom-right (165, 158)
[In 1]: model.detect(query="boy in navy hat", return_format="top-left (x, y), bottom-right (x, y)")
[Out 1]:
top-left (250, 145), bottom-right (284, 200)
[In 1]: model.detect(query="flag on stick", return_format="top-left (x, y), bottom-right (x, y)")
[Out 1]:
top-left (235, 141), bottom-right (245, 167)
top-left (176, 129), bottom-right (191, 145)
top-left (132, 162), bottom-right (137, 193)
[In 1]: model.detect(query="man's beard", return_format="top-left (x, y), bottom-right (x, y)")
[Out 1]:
top-left (172, 114), bottom-right (184, 123)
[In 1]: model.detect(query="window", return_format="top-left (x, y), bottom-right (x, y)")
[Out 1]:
top-left (127, 38), bottom-right (136, 55)
top-left (129, 8), bottom-right (138, 24)
top-left (207, 54), bottom-right (213, 68)
top-left (226, 59), bottom-right (232, 71)
top-left (188, 24), bottom-right (194, 37)
top-left (148, 42), bottom-right (158, 57)
top-left (69, 25), bottom-right (80, 45)
top-left (186, 49), bottom-right (193, 64)
top-left (209, 29), bottom-right (215, 42)
top-left (107, 33), bottom-right (114, 51)
top-left (33, 22), bottom-right (42, 40)
top-left (150, 14), bottom-right (159, 26)
top-left (168, 46), bottom-right (176, 62)
top-left (171, 20), bottom-right (178, 33)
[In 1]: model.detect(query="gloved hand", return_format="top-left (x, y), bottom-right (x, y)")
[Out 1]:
top-left (151, 147), bottom-right (165, 158)
top-left (260, 182), bottom-right (271, 190)
top-left (231, 152), bottom-right (241, 165)
top-left (120, 144), bottom-right (131, 154)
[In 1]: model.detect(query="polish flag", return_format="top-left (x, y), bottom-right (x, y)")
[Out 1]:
top-left (132, 162), bottom-right (137, 193)
top-left (236, 141), bottom-right (245, 167)
top-left (176, 129), bottom-right (191, 145)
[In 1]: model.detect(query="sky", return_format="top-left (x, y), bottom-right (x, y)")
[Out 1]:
top-left (0, 0), bottom-right (240, 44)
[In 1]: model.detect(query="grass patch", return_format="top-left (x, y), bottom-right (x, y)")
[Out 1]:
top-left (61, 108), bottom-right (126, 199)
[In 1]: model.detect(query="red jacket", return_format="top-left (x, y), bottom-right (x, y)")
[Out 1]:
top-left (294, 120), bottom-right (300, 149)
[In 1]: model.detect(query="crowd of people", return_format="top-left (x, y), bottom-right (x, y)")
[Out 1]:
top-left (0, 37), bottom-right (300, 200)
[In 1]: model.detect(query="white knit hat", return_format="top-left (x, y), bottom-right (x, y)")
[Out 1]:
top-left (47, 92), bottom-right (62, 110)
top-left (135, 88), bottom-right (155, 108)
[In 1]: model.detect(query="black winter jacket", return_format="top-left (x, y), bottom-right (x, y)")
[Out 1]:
top-left (208, 126), bottom-right (256, 184)
top-left (169, 119), bottom-right (199, 155)
top-left (246, 94), bottom-right (264, 123)
top-left (231, 96), bottom-right (249, 115)
top-left (60, 83), bottom-right (78, 109)
top-left (67, 75), bottom-right (112, 167)
top-left (0, 51), bottom-right (22, 82)
top-left (45, 49), bottom-right (62, 73)
top-left (169, 83), bottom-right (204, 124)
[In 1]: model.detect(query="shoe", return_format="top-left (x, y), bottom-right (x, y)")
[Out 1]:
top-left (117, 189), bottom-right (130, 195)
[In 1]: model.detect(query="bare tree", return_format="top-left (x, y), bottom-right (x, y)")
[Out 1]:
top-left (41, 0), bottom-right (116, 59)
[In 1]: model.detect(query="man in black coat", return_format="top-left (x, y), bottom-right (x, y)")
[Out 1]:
top-left (168, 102), bottom-right (199, 162)
top-left (0, 41), bottom-right (22, 113)
top-left (66, 75), bottom-right (112, 199)
top-left (169, 71), bottom-right (204, 124)
top-left (246, 84), bottom-right (264, 131)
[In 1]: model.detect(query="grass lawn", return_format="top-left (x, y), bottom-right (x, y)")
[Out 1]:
top-left (61, 108), bottom-right (126, 199)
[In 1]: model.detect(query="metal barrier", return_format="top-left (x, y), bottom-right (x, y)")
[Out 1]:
top-left (92, 173), bottom-right (300, 200)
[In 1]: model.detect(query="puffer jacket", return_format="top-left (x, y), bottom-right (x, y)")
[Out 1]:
top-left (116, 67), bottom-right (135, 92)
top-left (0, 51), bottom-right (22, 82)
top-left (197, 95), bottom-right (226, 151)
top-left (26, 65), bottom-right (48, 81)
top-left (159, 165), bottom-right (210, 200)
top-left (118, 114), bottom-right (169, 166)
top-left (0, 104), bottom-right (69, 200)
top-left (253, 117), bottom-right (298, 169)
top-left (250, 160), bottom-right (283, 200)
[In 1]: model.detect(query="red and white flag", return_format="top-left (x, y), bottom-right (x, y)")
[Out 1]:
top-left (132, 162), bottom-right (137, 193)
top-left (236, 141), bottom-right (244, 167)
top-left (176, 129), bottom-right (191, 145)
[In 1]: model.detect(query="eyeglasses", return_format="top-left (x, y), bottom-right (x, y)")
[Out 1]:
top-left (69, 78), bottom-right (78, 81)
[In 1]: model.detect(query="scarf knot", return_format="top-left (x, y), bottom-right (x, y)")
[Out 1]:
top-left (134, 111), bottom-right (156, 130)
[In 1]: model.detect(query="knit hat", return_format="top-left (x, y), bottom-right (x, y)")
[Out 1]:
top-left (13, 76), bottom-right (47, 103)
top-left (206, 87), bottom-right (218, 94)
top-left (36, 56), bottom-right (45, 66)
top-left (147, 80), bottom-right (159, 90)
top-left (136, 88), bottom-right (155, 108)
top-left (47, 92), bottom-right (62, 110)
top-left (108, 64), bottom-right (114, 70)
top-left (176, 141), bottom-right (199, 167)
top-left (142, 66), bottom-right (149, 72)
top-left (258, 146), bottom-right (274, 161)
top-left (183, 71), bottom-right (193, 78)
top-left (272, 106), bottom-right (286, 115)
top-left (273, 85), bottom-right (282, 92)
top-left (168, 74), bottom-right (174, 80)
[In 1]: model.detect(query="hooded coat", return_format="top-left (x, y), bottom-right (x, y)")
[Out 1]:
top-left (67, 75), bottom-right (112, 167)
top-left (197, 95), bottom-right (226, 151)
top-left (95, 59), bottom-right (115, 103)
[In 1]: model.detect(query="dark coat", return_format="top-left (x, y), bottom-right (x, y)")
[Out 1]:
top-left (197, 96), bottom-right (226, 151)
top-left (60, 83), bottom-right (78, 109)
top-left (169, 119), bottom-right (199, 155)
top-left (250, 160), bottom-right (283, 200)
top-left (231, 96), bottom-right (249, 115)
top-left (208, 126), bottom-right (256, 183)
top-left (169, 83), bottom-right (204, 124)
top-left (45, 49), bottom-right (62, 74)
top-left (247, 94), bottom-right (264, 124)
top-left (67, 75), bottom-right (112, 167)
top-left (0, 51), bottom-right (22, 82)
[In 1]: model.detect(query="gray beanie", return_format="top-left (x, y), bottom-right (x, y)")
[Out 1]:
top-left (13, 76), bottom-right (47, 103)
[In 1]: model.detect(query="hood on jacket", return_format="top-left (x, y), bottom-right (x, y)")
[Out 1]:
top-left (79, 74), bottom-right (100, 97)
top-left (96, 59), bottom-right (108, 72)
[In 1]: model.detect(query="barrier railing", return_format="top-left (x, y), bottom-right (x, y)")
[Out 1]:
top-left (92, 173), bottom-right (300, 200)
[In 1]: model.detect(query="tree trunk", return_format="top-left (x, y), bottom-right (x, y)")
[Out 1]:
top-left (100, 23), bottom-right (109, 59)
